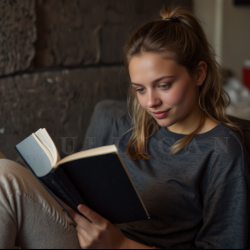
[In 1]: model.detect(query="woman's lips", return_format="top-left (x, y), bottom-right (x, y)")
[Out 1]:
top-left (152, 109), bottom-right (171, 119)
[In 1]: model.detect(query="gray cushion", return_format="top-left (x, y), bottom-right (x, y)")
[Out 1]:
top-left (82, 99), bottom-right (130, 151)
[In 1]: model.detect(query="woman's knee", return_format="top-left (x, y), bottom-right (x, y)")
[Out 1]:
top-left (0, 159), bottom-right (42, 196)
top-left (0, 159), bottom-right (59, 215)
top-left (0, 159), bottom-right (26, 176)
top-left (0, 159), bottom-right (29, 180)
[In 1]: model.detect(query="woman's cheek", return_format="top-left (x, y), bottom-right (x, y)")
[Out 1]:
top-left (162, 88), bottom-right (185, 106)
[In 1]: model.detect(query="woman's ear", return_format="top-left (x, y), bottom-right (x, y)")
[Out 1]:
top-left (195, 61), bottom-right (207, 86)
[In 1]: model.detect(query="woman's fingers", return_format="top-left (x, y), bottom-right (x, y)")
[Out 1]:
top-left (70, 204), bottom-right (119, 249)
top-left (78, 205), bottom-right (107, 228)
top-left (77, 231), bottom-right (88, 249)
top-left (76, 224), bottom-right (102, 249)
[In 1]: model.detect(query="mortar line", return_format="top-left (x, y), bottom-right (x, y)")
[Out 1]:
top-left (0, 63), bottom-right (124, 80)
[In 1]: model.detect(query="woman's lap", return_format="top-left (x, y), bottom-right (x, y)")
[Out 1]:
top-left (0, 159), bottom-right (81, 249)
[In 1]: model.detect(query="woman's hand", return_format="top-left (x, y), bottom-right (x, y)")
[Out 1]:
top-left (68, 204), bottom-right (129, 249)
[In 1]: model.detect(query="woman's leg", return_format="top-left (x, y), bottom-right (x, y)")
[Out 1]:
top-left (0, 159), bottom-right (81, 249)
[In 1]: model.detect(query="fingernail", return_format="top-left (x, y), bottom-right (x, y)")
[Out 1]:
top-left (78, 205), bottom-right (85, 211)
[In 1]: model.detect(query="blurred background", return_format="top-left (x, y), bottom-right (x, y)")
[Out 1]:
top-left (0, 0), bottom-right (249, 161)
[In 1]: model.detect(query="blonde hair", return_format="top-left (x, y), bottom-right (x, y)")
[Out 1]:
top-left (123, 6), bottom-right (244, 160)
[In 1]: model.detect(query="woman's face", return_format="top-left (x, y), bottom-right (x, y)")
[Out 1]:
top-left (129, 52), bottom-right (201, 129)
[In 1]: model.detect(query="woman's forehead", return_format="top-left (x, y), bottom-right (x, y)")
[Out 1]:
top-left (128, 53), bottom-right (185, 82)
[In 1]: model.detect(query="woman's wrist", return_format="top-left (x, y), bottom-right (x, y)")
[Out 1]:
top-left (118, 236), bottom-right (130, 249)
top-left (119, 236), bottom-right (153, 249)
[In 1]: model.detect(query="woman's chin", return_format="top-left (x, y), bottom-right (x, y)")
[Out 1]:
top-left (155, 119), bottom-right (172, 127)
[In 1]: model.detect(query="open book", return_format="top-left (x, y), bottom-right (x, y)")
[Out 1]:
top-left (16, 129), bottom-right (150, 224)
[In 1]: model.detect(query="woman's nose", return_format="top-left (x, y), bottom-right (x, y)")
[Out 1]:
top-left (147, 91), bottom-right (162, 108)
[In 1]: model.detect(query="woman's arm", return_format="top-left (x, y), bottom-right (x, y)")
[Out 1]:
top-left (195, 175), bottom-right (250, 249)
top-left (69, 205), bottom-right (153, 249)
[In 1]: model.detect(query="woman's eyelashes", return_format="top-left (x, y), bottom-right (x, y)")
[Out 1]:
top-left (136, 88), bottom-right (145, 93)
top-left (135, 84), bottom-right (171, 93)
top-left (159, 84), bottom-right (171, 89)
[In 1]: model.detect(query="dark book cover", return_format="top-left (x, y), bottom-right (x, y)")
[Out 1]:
top-left (59, 153), bottom-right (148, 224)
top-left (16, 135), bottom-right (150, 224)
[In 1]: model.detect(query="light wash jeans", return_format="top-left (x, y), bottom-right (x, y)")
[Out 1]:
top-left (0, 159), bottom-right (81, 249)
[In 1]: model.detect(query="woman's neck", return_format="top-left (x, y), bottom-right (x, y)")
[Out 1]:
top-left (166, 109), bottom-right (219, 135)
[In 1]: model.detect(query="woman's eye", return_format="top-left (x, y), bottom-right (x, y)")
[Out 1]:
top-left (135, 84), bottom-right (171, 93)
top-left (159, 84), bottom-right (171, 89)
top-left (136, 88), bottom-right (144, 93)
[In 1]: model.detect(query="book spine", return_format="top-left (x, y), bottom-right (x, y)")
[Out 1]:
top-left (15, 146), bottom-right (80, 215)
top-left (40, 173), bottom-right (79, 213)
top-left (52, 167), bottom-right (86, 207)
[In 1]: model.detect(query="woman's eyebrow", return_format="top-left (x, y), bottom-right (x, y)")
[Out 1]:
top-left (131, 76), bottom-right (175, 86)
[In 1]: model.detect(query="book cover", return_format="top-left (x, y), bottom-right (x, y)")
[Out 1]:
top-left (15, 131), bottom-right (150, 224)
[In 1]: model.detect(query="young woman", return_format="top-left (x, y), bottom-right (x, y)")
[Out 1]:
top-left (0, 6), bottom-right (250, 249)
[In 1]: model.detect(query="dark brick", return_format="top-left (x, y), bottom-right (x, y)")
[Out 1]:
top-left (0, 0), bottom-right (36, 76)
top-left (0, 66), bottom-right (129, 161)
top-left (34, 0), bottom-right (106, 68)
top-left (34, 0), bottom-right (192, 68)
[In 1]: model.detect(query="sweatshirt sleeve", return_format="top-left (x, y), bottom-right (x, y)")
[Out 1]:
top-left (195, 175), bottom-right (250, 249)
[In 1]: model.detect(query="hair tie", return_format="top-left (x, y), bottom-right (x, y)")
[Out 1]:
top-left (165, 18), bottom-right (180, 23)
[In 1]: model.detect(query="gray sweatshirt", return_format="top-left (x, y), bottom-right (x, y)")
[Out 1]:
top-left (111, 114), bottom-right (250, 249)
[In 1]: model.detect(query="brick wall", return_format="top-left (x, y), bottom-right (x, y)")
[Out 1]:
top-left (0, 0), bottom-right (192, 160)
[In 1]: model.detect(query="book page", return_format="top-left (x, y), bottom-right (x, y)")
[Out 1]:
top-left (35, 129), bottom-right (61, 166)
top-left (32, 134), bottom-right (54, 167)
top-left (55, 145), bottom-right (118, 168)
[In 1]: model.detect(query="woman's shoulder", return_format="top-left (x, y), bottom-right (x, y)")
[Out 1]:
top-left (193, 121), bottom-right (248, 157)
top-left (205, 123), bottom-right (250, 189)
top-left (216, 123), bottom-right (248, 156)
